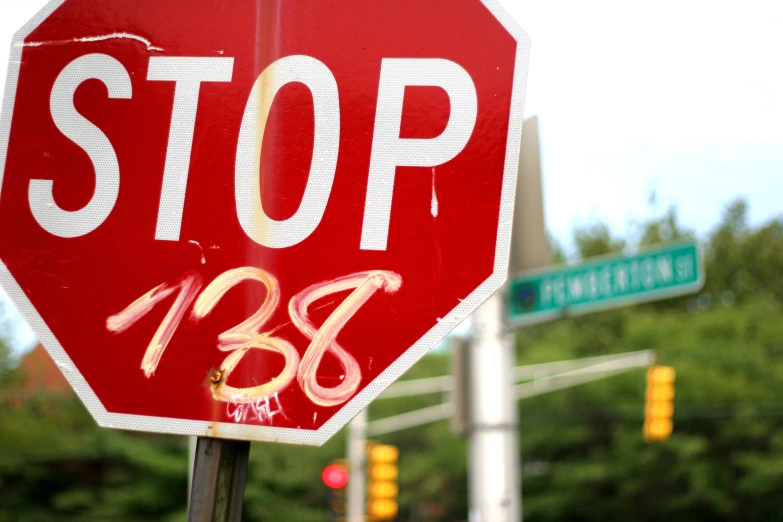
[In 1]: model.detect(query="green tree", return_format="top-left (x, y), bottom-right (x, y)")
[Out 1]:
top-left (518, 295), bottom-right (783, 522)
top-left (515, 199), bottom-right (783, 522)
top-left (3, 199), bottom-right (783, 522)
top-left (704, 199), bottom-right (783, 305)
top-left (574, 222), bottom-right (625, 259)
top-left (0, 308), bottom-right (15, 384)
top-left (636, 205), bottom-right (694, 248)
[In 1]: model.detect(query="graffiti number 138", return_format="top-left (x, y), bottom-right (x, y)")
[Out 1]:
top-left (106, 269), bottom-right (402, 408)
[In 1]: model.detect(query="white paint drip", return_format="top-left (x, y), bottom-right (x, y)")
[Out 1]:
top-left (431, 168), bottom-right (439, 218)
top-left (188, 240), bottom-right (206, 264)
top-left (19, 33), bottom-right (164, 52)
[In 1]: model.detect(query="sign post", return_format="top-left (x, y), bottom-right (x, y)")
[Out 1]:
top-left (188, 437), bottom-right (250, 522)
top-left (347, 408), bottom-right (368, 522)
top-left (507, 241), bottom-right (704, 326)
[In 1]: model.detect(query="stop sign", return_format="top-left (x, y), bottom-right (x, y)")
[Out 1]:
top-left (0, 0), bottom-right (528, 445)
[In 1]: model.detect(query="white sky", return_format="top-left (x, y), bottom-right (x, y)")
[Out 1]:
top-left (1, 0), bottom-right (782, 352)
top-left (510, 0), bottom-right (783, 248)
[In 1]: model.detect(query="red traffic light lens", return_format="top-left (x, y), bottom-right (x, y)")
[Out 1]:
top-left (322, 463), bottom-right (349, 489)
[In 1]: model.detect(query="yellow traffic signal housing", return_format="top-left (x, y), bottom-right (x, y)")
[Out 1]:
top-left (644, 365), bottom-right (676, 442)
top-left (366, 442), bottom-right (399, 520)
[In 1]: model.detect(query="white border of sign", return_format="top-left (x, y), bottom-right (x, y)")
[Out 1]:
top-left (0, 0), bottom-right (530, 446)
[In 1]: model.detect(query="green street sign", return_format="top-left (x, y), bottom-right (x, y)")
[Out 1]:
top-left (507, 241), bottom-right (704, 327)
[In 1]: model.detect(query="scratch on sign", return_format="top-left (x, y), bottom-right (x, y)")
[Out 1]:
top-left (18, 33), bottom-right (164, 52)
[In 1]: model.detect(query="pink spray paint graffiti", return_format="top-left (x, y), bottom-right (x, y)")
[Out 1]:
top-left (106, 268), bottom-right (402, 421)
top-left (191, 267), bottom-right (300, 404)
top-left (290, 270), bottom-right (402, 406)
top-left (106, 271), bottom-right (202, 377)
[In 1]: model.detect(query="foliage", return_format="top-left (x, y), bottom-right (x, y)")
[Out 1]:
top-left (0, 338), bottom-right (11, 385)
top-left (0, 314), bottom-right (14, 384)
top-left (704, 199), bottom-right (783, 305)
top-left (573, 221), bottom-right (626, 259)
top-left (518, 296), bottom-right (783, 522)
top-left (0, 395), bottom-right (188, 522)
top-left (2, 198), bottom-right (783, 521)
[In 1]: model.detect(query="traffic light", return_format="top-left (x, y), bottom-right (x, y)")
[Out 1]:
top-left (323, 459), bottom-right (349, 521)
top-left (366, 442), bottom-right (399, 520)
top-left (644, 365), bottom-right (676, 442)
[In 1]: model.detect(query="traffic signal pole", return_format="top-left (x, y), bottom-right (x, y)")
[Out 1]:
top-left (346, 407), bottom-right (368, 522)
top-left (187, 436), bottom-right (197, 506)
top-left (465, 116), bottom-right (546, 522)
top-left (346, 349), bottom-right (655, 521)
top-left (468, 294), bottom-right (521, 522)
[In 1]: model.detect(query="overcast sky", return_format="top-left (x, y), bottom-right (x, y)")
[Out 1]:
top-left (1, 0), bottom-right (782, 352)
top-left (511, 0), bottom-right (783, 245)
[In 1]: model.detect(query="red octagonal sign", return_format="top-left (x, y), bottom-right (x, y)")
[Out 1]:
top-left (0, 0), bottom-right (529, 445)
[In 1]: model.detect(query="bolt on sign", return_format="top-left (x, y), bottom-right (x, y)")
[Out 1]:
top-left (0, 0), bottom-right (529, 445)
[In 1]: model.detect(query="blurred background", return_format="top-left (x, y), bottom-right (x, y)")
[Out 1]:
top-left (2, 0), bottom-right (783, 521)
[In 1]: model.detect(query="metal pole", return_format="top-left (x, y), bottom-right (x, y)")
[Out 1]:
top-left (368, 402), bottom-right (454, 437)
top-left (468, 292), bottom-right (521, 522)
top-left (188, 435), bottom-right (197, 506)
top-left (187, 437), bottom-right (250, 522)
top-left (347, 407), bottom-right (368, 522)
top-left (450, 336), bottom-right (470, 436)
top-left (466, 114), bottom-right (545, 522)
